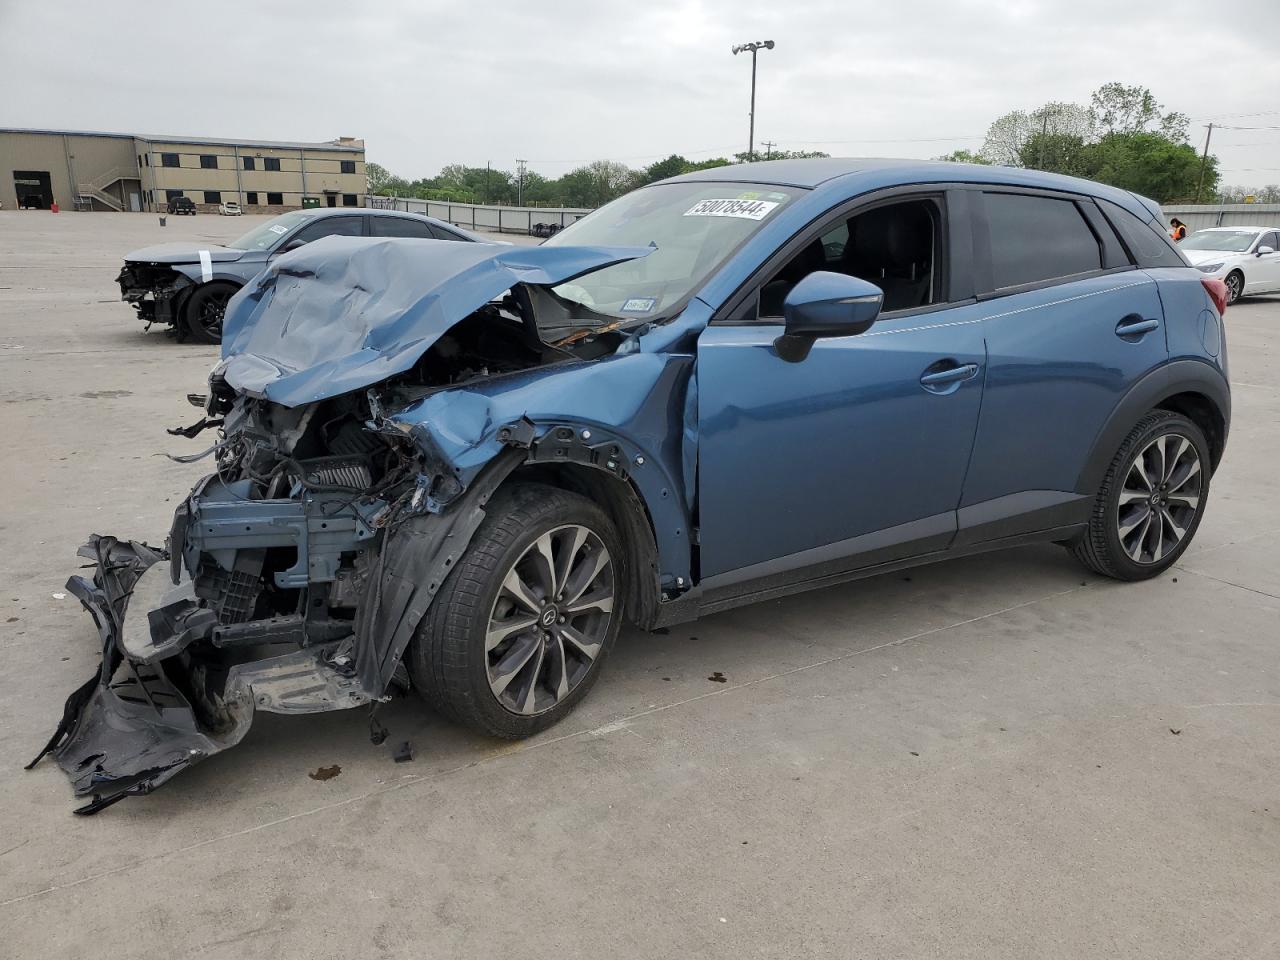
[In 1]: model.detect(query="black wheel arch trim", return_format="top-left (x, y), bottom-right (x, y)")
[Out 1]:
top-left (1076, 359), bottom-right (1229, 497)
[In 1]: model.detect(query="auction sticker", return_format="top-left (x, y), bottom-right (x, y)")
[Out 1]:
top-left (621, 297), bottom-right (657, 314)
top-left (684, 198), bottom-right (780, 220)
top-left (268, 224), bottom-right (289, 234)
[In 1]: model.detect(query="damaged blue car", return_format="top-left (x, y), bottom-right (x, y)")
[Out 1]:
top-left (33, 159), bottom-right (1230, 812)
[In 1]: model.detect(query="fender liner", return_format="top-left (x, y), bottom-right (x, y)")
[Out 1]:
top-left (1075, 358), bottom-right (1230, 496)
top-left (354, 447), bottom-right (525, 694)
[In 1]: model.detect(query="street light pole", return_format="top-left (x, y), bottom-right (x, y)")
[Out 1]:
top-left (732, 40), bottom-right (774, 161)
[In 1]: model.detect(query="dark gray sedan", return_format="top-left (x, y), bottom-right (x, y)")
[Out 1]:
top-left (117, 208), bottom-right (485, 343)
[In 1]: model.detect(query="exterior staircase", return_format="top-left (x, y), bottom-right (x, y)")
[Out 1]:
top-left (76, 166), bottom-right (134, 211)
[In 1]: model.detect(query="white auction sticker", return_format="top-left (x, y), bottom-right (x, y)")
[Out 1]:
top-left (268, 224), bottom-right (289, 235)
top-left (683, 198), bottom-right (780, 220)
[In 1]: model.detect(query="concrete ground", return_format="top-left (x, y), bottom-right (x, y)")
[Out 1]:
top-left (0, 210), bottom-right (1276, 959)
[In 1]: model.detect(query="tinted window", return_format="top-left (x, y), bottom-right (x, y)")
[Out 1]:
top-left (340, 160), bottom-right (356, 174)
top-left (1098, 200), bottom-right (1187, 268)
top-left (200, 155), bottom-right (218, 169)
top-left (370, 217), bottom-right (438, 239)
top-left (165, 189), bottom-right (183, 201)
top-left (203, 191), bottom-right (220, 204)
top-left (245, 191), bottom-right (258, 205)
top-left (161, 153), bottom-right (179, 167)
top-left (342, 193), bottom-right (358, 206)
top-left (292, 216), bottom-right (364, 244)
top-left (1262, 232), bottom-right (1280, 251)
top-left (264, 157), bottom-right (281, 172)
top-left (984, 193), bottom-right (1101, 289)
top-left (266, 192), bottom-right (283, 205)
top-left (243, 157), bottom-right (255, 171)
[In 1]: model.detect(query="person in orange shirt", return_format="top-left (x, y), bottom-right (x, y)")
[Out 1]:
top-left (1170, 218), bottom-right (1188, 242)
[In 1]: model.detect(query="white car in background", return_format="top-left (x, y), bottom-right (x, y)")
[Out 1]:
top-left (1180, 226), bottom-right (1280, 304)
top-left (218, 200), bottom-right (242, 216)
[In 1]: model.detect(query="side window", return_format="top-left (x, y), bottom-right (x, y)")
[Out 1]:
top-left (290, 216), bottom-right (364, 245)
top-left (369, 217), bottom-right (438, 239)
top-left (984, 193), bottom-right (1101, 290)
top-left (1098, 200), bottom-right (1187, 268)
top-left (758, 198), bottom-right (940, 317)
top-left (1261, 231), bottom-right (1280, 252)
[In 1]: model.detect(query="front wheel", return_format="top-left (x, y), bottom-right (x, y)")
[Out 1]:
top-left (1072, 411), bottom-right (1210, 580)
top-left (1225, 270), bottom-right (1244, 304)
top-left (410, 483), bottom-right (625, 738)
top-left (184, 282), bottom-right (238, 344)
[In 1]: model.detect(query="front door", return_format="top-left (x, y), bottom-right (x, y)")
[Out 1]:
top-left (696, 192), bottom-right (986, 591)
top-left (1250, 230), bottom-right (1280, 292)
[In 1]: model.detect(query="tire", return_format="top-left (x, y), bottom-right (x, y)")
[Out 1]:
top-left (184, 282), bottom-right (239, 344)
top-left (1225, 270), bottom-right (1244, 304)
top-left (410, 482), bottom-right (625, 738)
top-left (1072, 410), bottom-right (1210, 580)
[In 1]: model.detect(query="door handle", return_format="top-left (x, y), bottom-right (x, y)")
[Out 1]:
top-left (1115, 315), bottom-right (1160, 340)
top-left (919, 361), bottom-right (979, 394)
top-left (919, 362), bottom-right (979, 386)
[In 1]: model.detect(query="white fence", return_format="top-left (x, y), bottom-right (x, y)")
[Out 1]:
top-left (1163, 203), bottom-right (1280, 233)
top-left (367, 195), bottom-right (592, 235)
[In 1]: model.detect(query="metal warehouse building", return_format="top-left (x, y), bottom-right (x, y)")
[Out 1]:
top-left (0, 128), bottom-right (365, 214)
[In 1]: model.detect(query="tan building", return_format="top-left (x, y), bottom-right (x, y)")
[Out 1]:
top-left (0, 128), bottom-right (365, 214)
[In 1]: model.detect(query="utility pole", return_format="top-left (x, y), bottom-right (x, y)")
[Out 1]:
top-left (1196, 123), bottom-right (1214, 203)
top-left (732, 40), bottom-right (775, 161)
top-left (515, 159), bottom-right (527, 207)
top-left (485, 161), bottom-right (491, 205)
top-left (761, 140), bottom-right (776, 159)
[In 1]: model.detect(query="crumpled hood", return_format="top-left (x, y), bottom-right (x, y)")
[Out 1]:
top-left (124, 243), bottom-right (247, 265)
top-left (217, 236), bottom-right (650, 407)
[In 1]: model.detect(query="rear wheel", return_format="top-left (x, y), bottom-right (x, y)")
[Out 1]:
top-left (1225, 270), bottom-right (1244, 304)
top-left (410, 483), bottom-right (624, 738)
top-left (1072, 411), bottom-right (1210, 580)
top-left (184, 281), bottom-right (238, 344)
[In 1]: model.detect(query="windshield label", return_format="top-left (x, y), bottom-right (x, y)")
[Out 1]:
top-left (268, 224), bottom-right (289, 235)
top-left (621, 297), bottom-right (657, 314)
top-left (684, 198), bottom-right (780, 221)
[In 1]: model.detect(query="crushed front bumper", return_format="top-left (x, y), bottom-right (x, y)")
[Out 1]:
top-left (31, 512), bottom-right (378, 814)
top-left (117, 262), bottom-right (192, 329)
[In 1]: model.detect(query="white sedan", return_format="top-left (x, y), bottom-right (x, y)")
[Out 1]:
top-left (218, 201), bottom-right (243, 216)
top-left (1180, 226), bottom-right (1280, 303)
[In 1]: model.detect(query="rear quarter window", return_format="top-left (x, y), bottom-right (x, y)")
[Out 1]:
top-left (1099, 200), bottom-right (1188, 268)
top-left (984, 192), bottom-right (1102, 289)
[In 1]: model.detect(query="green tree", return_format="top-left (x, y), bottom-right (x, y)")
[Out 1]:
top-left (1090, 82), bottom-right (1187, 141)
top-left (639, 154), bottom-right (691, 185)
top-left (733, 148), bottom-right (829, 162)
top-left (981, 101), bottom-right (1095, 165)
top-left (366, 162), bottom-right (394, 194)
top-left (1085, 132), bottom-right (1216, 202)
top-left (1017, 132), bottom-right (1092, 177)
top-left (935, 149), bottom-right (989, 164)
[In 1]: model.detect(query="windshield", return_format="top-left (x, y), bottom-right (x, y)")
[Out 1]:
top-left (543, 181), bottom-right (800, 319)
top-left (1182, 230), bottom-right (1259, 253)
top-left (227, 211), bottom-right (312, 251)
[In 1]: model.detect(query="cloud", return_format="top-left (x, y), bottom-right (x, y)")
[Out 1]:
top-left (2, 0), bottom-right (1278, 184)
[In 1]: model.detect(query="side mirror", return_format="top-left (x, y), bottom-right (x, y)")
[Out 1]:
top-left (1257, 245), bottom-right (1275, 256)
top-left (774, 271), bottom-right (884, 362)
top-left (279, 238), bottom-right (307, 253)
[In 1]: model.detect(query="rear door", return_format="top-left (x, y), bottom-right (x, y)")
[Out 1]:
top-left (955, 189), bottom-right (1169, 545)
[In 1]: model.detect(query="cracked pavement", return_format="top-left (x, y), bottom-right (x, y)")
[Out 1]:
top-left (1, 212), bottom-right (1277, 959)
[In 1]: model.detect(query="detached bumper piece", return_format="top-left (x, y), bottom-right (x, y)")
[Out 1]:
top-left (29, 535), bottom-right (370, 814)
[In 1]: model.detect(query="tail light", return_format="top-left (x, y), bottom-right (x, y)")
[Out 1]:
top-left (1201, 278), bottom-right (1228, 316)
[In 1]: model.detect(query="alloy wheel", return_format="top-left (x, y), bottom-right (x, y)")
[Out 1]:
top-left (1226, 273), bottom-right (1242, 304)
top-left (1116, 432), bottom-right (1203, 565)
top-left (199, 290), bottom-right (232, 338)
top-left (485, 524), bottom-right (615, 715)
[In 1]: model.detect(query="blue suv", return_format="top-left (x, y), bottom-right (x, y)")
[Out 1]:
top-left (36, 159), bottom-right (1229, 811)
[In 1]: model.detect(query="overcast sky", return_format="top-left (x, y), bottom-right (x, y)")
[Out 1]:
top-left (3, 0), bottom-right (1278, 186)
